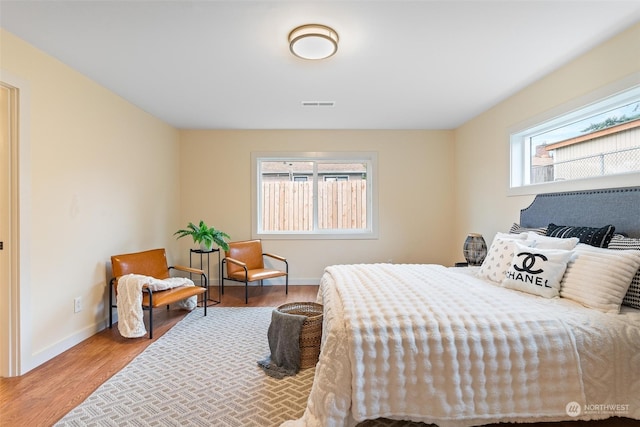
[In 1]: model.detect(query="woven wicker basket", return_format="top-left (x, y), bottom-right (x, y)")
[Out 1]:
top-left (277, 302), bottom-right (323, 369)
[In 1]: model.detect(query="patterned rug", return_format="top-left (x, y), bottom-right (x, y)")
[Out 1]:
top-left (56, 307), bottom-right (429, 427)
top-left (55, 308), bottom-right (315, 426)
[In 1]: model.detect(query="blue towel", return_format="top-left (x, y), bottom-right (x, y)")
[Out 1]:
top-left (258, 309), bottom-right (307, 379)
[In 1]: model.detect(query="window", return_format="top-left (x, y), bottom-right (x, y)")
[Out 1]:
top-left (323, 175), bottom-right (349, 182)
top-left (251, 152), bottom-right (377, 239)
top-left (510, 83), bottom-right (640, 192)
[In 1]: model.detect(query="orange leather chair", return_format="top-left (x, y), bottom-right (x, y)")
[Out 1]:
top-left (222, 240), bottom-right (288, 304)
top-left (109, 248), bottom-right (208, 338)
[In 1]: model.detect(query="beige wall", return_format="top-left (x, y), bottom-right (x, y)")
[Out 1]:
top-left (177, 130), bottom-right (456, 281)
top-left (453, 23), bottom-right (640, 258)
top-left (1, 29), bottom-right (182, 373)
top-left (2, 20), bottom-right (638, 374)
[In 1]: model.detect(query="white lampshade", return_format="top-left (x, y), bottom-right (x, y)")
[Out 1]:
top-left (288, 24), bottom-right (339, 60)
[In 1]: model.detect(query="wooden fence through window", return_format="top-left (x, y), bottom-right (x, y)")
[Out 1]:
top-left (261, 181), bottom-right (367, 231)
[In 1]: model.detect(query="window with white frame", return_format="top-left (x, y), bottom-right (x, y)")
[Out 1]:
top-left (323, 175), bottom-right (349, 182)
top-left (510, 84), bottom-right (640, 190)
top-left (252, 152), bottom-right (377, 239)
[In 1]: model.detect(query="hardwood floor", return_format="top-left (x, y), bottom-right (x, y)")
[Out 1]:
top-left (1, 284), bottom-right (637, 427)
top-left (0, 285), bottom-right (319, 427)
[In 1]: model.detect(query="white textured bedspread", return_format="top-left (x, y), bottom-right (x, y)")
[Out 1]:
top-left (283, 264), bottom-right (640, 427)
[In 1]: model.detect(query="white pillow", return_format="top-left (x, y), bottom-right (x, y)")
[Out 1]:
top-left (526, 232), bottom-right (580, 250)
top-left (560, 244), bottom-right (640, 313)
top-left (502, 242), bottom-right (574, 298)
top-left (496, 231), bottom-right (529, 241)
top-left (478, 234), bottom-right (534, 283)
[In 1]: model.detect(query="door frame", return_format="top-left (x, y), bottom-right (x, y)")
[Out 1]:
top-left (1, 70), bottom-right (32, 377)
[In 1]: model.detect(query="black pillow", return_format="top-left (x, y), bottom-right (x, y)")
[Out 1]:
top-left (546, 223), bottom-right (616, 248)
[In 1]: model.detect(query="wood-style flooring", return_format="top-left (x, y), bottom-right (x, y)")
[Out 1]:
top-left (1, 285), bottom-right (636, 427)
top-left (0, 285), bottom-right (319, 427)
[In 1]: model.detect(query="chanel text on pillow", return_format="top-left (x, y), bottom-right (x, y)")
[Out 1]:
top-left (502, 242), bottom-right (574, 298)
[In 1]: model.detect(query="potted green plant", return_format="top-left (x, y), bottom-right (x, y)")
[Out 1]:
top-left (174, 220), bottom-right (230, 252)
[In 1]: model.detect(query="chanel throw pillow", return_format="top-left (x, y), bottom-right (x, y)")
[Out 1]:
top-left (502, 242), bottom-right (575, 298)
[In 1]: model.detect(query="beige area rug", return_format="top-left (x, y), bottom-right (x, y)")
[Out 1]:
top-left (55, 307), bottom-right (429, 427)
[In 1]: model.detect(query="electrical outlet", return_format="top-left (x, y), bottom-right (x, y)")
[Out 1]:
top-left (74, 297), bottom-right (82, 313)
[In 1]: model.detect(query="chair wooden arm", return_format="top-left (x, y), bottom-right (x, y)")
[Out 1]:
top-left (263, 253), bottom-right (286, 262)
top-left (224, 257), bottom-right (247, 268)
top-left (170, 264), bottom-right (205, 275)
top-left (170, 265), bottom-right (208, 290)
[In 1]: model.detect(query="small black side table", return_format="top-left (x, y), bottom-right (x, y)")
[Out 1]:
top-left (190, 248), bottom-right (222, 305)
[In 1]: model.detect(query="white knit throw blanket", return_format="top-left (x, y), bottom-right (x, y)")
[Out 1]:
top-left (116, 273), bottom-right (197, 338)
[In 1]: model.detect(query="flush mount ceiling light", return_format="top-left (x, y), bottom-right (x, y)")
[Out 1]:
top-left (288, 24), bottom-right (339, 60)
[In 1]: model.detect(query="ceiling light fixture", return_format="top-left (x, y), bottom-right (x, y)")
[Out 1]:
top-left (288, 24), bottom-right (339, 60)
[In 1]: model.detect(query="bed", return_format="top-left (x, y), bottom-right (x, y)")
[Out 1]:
top-left (283, 186), bottom-right (640, 427)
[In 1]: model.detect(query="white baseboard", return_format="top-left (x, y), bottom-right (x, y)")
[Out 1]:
top-left (215, 278), bottom-right (320, 286)
top-left (25, 278), bottom-right (320, 374)
top-left (28, 320), bottom-right (106, 374)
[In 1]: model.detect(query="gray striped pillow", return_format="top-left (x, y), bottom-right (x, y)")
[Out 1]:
top-left (509, 223), bottom-right (547, 235)
top-left (608, 235), bottom-right (640, 309)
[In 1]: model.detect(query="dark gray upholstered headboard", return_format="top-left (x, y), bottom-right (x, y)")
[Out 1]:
top-left (520, 186), bottom-right (640, 238)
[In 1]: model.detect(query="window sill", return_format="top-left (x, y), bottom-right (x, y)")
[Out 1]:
top-left (253, 231), bottom-right (379, 240)
top-left (507, 172), bottom-right (640, 197)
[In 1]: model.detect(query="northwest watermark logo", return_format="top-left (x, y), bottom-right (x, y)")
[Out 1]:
top-left (566, 401), bottom-right (581, 417)
top-left (566, 401), bottom-right (630, 417)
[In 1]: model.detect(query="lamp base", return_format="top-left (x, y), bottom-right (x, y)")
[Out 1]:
top-left (463, 233), bottom-right (487, 266)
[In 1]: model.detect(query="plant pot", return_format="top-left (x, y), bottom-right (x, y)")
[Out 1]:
top-left (199, 241), bottom-right (213, 252)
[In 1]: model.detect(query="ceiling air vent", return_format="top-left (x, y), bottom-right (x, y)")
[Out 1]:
top-left (301, 101), bottom-right (335, 107)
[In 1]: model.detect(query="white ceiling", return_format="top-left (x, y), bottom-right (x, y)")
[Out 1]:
top-left (2, 1), bottom-right (640, 130)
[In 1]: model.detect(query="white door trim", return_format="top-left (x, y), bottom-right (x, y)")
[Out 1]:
top-left (0, 69), bottom-right (32, 377)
